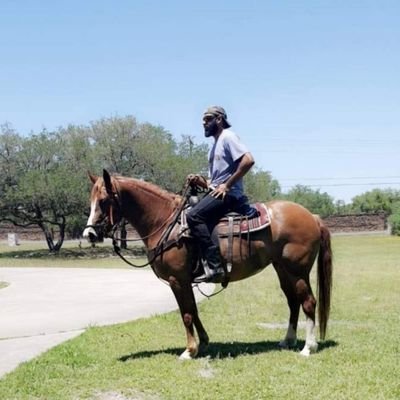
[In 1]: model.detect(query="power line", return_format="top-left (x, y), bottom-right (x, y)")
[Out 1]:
top-left (281, 182), bottom-right (400, 189)
top-left (279, 175), bottom-right (400, 182)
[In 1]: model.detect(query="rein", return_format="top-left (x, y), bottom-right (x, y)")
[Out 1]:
top-left (109, 182), bottom-right (191, 269)
top-left (86, 179), bottom-right (226, 297)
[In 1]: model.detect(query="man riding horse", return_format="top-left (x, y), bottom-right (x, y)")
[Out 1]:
top-left (187, 106), bottom-right (255, 283)
top-left (83, 106), bottom-right (332, 358)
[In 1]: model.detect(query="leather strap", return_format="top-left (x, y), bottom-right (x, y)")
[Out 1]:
top-left (227, 216), bottom-right (234, 273)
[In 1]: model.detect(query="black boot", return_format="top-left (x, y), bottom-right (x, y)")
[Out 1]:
top-left (193, 245), bottom-right (225, 283)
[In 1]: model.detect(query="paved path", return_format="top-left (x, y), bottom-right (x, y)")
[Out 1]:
top-left (0, 268), bottom-right (213, 378)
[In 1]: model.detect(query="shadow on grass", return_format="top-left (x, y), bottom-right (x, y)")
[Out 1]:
top-left (118, 339), bottom-right (338, 361)
top-left (0, 246), bottom-right (146, 259)
top-left (0, 247), bottom-right (111, 259)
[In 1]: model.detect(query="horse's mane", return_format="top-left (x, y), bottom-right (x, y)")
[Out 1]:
top-left (113, 175), bottom-right (181, 205)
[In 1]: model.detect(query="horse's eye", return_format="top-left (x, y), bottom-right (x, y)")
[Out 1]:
top-left (99, 199), bottom-right (109, 213)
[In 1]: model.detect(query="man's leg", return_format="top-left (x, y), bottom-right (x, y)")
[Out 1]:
top-left (186, 194), bottom-right (229, 281)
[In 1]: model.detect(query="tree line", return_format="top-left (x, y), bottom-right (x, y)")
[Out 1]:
top-left (1, 116), bottom-right (399, 251)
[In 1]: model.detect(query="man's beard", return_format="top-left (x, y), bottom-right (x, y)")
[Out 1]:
top-left (204, 120), bottom-right (219, 137)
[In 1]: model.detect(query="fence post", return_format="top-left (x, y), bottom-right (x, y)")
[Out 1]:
top-left (7, 233), bottom-right (20, 246)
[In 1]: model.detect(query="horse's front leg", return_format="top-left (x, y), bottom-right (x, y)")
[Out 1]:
top-left (169, 276), bottom-right (208, 360)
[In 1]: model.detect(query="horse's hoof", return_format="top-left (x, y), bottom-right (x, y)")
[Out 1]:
top-left (300, 342), bottom-right (318, 356)
top-left (300, 348), bottom-right (311, 357)
top-left (179, 349), bottom-right (197, 360)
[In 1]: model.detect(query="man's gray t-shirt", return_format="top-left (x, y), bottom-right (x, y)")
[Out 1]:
top-left (208, 129), bottom-right (249, 199)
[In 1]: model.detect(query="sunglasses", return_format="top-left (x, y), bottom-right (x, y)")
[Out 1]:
top-left (203, 115), bottom-right (217, 122)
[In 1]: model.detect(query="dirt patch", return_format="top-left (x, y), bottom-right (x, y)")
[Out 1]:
top-left (91, 390), bottom-right (161, 400)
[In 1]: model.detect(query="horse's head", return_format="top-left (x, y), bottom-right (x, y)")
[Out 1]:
top-left (82, 169), bottom-right (121, 242)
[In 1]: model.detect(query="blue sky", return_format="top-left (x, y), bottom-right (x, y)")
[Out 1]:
top-left (1, 1), bottom-right (399, 203)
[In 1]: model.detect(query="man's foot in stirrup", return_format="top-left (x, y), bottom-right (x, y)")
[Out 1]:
top-left (193, 267), bottom-right (225, 283)
top-left (193, 245), bottom-right (224, 283)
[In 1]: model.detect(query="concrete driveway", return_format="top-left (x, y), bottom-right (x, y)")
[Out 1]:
top-left (0, 267), bottom-right (213, 378)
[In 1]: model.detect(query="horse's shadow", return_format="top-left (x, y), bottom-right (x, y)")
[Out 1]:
top-left (118, 340), bottom-right (338, 361)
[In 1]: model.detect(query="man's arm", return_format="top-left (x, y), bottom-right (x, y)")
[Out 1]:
top-left (211, 152), bottom-right (255, 199)
top-left (186, 174), bottom-right (210, 189)
top-left (225, 152), bottom-right (254, 190)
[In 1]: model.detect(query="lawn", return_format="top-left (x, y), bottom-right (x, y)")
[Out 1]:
top-left (0, 235), bottom-right (399, 399)
top-left (0, 281), bottom-right (9, 290)
top-left (0, 240), bottom-right (147, 269)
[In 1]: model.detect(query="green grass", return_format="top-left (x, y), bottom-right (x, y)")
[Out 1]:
top-left (0, 240), bottom-right (147, 269)
top-left (0, 281), bottom-right (9, 289)
top-left (0, 235), bottom-right (399, 399)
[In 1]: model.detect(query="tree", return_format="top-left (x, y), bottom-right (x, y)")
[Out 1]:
top-left (159, 135), bottom-right (209, 193)
top-left (87, 116), bottom-right (209, 193)
top-left (388, 202), bottom-right (400, 236)
top-left (56, 124), bottom-right (96, 237)
top-left (333, 199), bottom-right (353, 215)
top-left (0, 129), bottom-right (90, 251)
top-left (350, 188), bottom-right (400, 214)
top-left (244, 168), bottom-right (281, 203)
top-left (350, 189), bottom-right (400, 236)
top-left (177, 135), bottom-right (208, 177)
top-left (89, 115), bottom-right (142, 175)
top-left (0, 123), bottom-right (23, 195)
top-left (283, 185), bottom-right (335, 217)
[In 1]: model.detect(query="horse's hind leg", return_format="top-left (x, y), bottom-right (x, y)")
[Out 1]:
top-left (273, 260), bottom-right (318, 356)
top-left (295, 277), bottom-right (318, 356)
top-left (273, 262), bottom-right (300, 349)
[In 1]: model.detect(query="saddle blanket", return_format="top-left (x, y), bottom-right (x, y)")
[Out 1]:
top-left (217, 203), bottom-right (271, 236)
top-left (180, 202), bottom-right (271, 238)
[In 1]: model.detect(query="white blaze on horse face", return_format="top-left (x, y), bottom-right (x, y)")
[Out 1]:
top-left (82, 199), bottom-right (98, 238)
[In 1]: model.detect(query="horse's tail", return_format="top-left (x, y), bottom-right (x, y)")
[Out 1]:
top-left (315, 216), bottom-right (333, 340)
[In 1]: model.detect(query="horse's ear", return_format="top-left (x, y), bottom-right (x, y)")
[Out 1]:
top-left (88, 171), bottom-right (98, 185)
top-left (103, 169), bottom-right (114, 195)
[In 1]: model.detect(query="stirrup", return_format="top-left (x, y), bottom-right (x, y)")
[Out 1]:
top-left (193, 267), bottom-right (225, 283)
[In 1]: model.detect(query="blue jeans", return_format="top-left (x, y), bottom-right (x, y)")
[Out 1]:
top-left (186, 193), bottom-right (238, 255)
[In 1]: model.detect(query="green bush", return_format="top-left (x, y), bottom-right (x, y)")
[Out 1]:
top-left (388, 207), bottom-right (400, 236)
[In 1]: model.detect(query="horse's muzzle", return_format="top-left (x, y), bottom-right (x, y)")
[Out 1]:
top-left (82, 226), bottom-right (97, 242)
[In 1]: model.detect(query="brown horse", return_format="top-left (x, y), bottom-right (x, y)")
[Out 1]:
top-left (83, 170), bottom-right (332, 359)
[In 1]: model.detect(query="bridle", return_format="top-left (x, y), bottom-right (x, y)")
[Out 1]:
top-left (85, 181), bottom-right (192, 269)
top-left (84, 189), bottom-right (122, 240)
top-left (84, 180), bottom-right (227, 297)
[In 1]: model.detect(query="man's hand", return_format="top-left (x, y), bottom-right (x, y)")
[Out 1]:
top-left (186, 174), bottom-right (208, 189)
top-left (212, 152), bottom-right (254, 198)
top-left (210, 183), bottom-right (229, 199)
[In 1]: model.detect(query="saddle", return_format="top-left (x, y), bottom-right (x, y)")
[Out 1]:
top-left (180, 202), bottom-right (271, 281)
top-left (180, 202), bottom-right (271, 238)
top-left (216, 203), bottom-right (271, 237)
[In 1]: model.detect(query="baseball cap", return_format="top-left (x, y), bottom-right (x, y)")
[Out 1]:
top-left (203, 106), bottom-right (231, 128)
